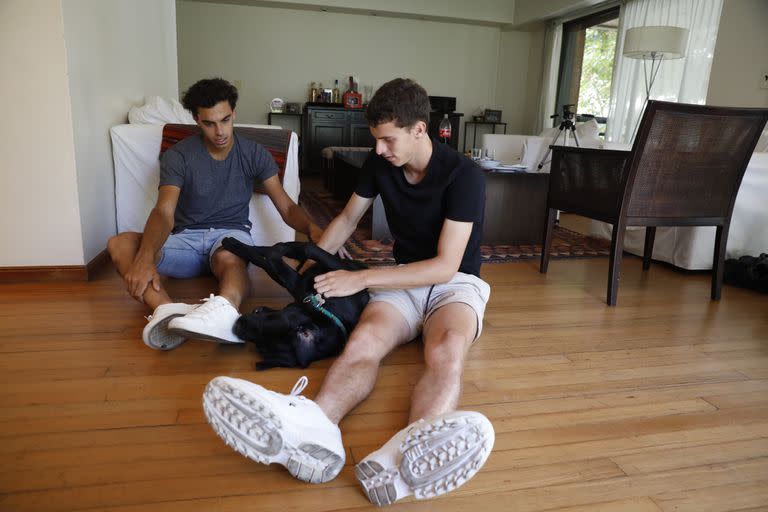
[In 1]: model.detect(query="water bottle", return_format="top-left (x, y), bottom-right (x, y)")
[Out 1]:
top-left (439, 114), bottom-right (451, 143)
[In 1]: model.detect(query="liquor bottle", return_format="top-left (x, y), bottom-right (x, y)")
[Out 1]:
top-left (309, 82), bottom-right (318, 103)
top-left (439, 114), bottom-right (452, 143)
top-left (342, 76), bottom-right (362, 109)
top-left (317, 83), bottom-right (324, 103)
top-left (332, 79), bottom-right (341, 104)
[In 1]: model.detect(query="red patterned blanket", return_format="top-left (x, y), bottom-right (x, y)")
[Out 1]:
top-left (160, 124), bottom-right (291, 194)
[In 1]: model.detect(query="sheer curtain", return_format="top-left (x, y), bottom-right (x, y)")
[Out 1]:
top-left (535, 22), bottom-right (562, 134)
top-left (606, 0), bottom-right (724, 144)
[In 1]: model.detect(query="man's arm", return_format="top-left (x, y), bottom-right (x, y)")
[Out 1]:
top-left (124, 185), bottom-right (179, 301)
top-left (261, 175), bottom-right (323, 242)
top-left (314, 217), bottom-right (473, 298)
top-left (315, 193), bottom-right (374, 255)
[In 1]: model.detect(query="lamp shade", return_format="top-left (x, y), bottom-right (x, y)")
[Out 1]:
top-left (623, 26), bottom-right (689, 59)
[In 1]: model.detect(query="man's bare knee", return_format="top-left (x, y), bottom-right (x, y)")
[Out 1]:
top-left (424, 329), bottom-right (468, 376)
top-left (108, 232), bottom-right (141, 267)
top-left (338, 324), bottom-right (390, 367)
top-left (211, 248), bottom-right (245, 272)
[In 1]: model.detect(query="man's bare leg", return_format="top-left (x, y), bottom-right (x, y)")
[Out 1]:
top-left (107, 232), bottom-right (171, 309)
top-left (354, 302), bottom-right (492, 506)
top-left (314, 302), bottom-right (412, 424)
top-left (210, 248), bottom-right (249, 308)
top-left (162, 247), bottom-right (249, 345)
top-left (409, 302), bottom-right (476, 423)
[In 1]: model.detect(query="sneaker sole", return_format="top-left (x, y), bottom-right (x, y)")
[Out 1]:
top-left (355, 412), bottom-right (494, 506)
top-left (168, 327), bottom-right (244, 345)
top-left (144, 314), bottom-right (187, 351)
top-left (202, 377), bottom-right (344, 484)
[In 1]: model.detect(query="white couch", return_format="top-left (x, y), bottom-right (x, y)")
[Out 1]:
top-left (480, 119), bottom-right (603, 172)
top-left (110, 123), bottom-right (300, 246)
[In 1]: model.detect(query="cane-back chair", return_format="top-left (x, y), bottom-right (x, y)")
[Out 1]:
top-left (540, 100), bottom-right (768, 305)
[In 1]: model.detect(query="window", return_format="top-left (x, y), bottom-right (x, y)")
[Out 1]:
top-left (554, 7), bottom-right (619, 135)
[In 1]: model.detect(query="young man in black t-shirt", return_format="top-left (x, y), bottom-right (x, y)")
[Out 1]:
top-left (202, 78), bottom-right (494, 505)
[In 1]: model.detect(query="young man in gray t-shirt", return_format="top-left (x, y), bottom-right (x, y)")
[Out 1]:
top-left (108, 78), bottom-right (322, 350)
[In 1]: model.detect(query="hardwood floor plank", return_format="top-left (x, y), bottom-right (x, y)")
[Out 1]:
top-left (1, 253), bottom-right (766, 511)
top-left (611, 437), bottom-right (768, 475)
top-left (653, 480), bottom-right (768, 512)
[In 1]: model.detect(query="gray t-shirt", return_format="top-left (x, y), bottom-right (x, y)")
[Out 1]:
top-left (159, 133), bottom-right (278, 233)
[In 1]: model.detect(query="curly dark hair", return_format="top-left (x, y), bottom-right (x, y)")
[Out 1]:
top-left (181, 78), bottom-right (238, 118)
top-left (365, 78), bottom-right (430, 129)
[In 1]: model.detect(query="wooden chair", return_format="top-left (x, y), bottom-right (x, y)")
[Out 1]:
top-left (539, 100), bottom-right (768, 306)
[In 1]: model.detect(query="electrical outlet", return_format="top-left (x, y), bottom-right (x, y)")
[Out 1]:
top-left (761, 73), bottom-right (768, 90)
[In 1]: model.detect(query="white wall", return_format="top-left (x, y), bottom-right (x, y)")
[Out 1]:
top-left (0, 0), bottom-right (178, 268)
top-left (182, 0), bottom-right (516, 24)
top-left (495, 29), bottom-right (545, 135)
top-left (0, 1), bottom-right (84, 266)
top-left (707, 0), bottom-right (768, 107)
top-left (176, 1), bottom-right (512, 133)
top-left (62, 0), bottom-right (179, 262)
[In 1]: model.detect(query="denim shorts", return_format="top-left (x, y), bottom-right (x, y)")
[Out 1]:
top-left (156, 228), bottom-right (253, 279)
top-left (369, 272), bottom-right (491, 342)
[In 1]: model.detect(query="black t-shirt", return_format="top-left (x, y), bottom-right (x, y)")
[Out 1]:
top-left (355, 140), bottom-right (485, 276)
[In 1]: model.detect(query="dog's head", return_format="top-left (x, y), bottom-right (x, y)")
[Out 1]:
top-left (234, 304), bottom-right (344, 370)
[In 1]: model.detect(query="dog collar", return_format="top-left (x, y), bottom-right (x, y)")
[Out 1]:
top-left (303, 293), bottom-right (349, 338)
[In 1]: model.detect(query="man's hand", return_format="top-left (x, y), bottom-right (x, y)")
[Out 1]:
top-left (336, 245), bottom-right (352, 259)
top-left (124, 259), bottom-right (161, 303)
top-left (314, 269), bottom-right (365, 298)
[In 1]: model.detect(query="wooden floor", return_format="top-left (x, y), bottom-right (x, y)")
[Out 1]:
top-left (1, 252), bottom-right (767, 511)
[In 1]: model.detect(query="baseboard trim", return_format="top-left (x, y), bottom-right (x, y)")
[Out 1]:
top-left (0, 249), bottom-right (111, 283)
top-left (86, 249), bottom-right (111, 279)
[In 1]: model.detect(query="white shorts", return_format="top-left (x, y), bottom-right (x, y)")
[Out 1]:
top-left (369, 272), bottom-right (491, 342)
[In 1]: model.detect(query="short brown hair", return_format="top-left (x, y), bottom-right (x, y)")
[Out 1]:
top-left (365, 78), bottom-right (430, 129)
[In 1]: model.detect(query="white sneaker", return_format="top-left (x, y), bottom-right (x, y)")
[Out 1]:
top-left (142, 302), bottom-right (197, 350)
top-left (202, 375), bottom-right (345, 484)
top-left (167, 294), bottom-right (244, 344)
top-left (356, 410), bottom-right (495, 506)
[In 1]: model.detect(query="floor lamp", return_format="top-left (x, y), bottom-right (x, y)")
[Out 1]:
top-left (623, 25), bottom-right (689, 142)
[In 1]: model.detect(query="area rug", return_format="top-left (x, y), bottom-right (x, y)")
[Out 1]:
top-left (299, 188), bottom-right (611, 265)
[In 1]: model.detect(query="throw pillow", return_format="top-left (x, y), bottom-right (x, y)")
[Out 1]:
top-left (575, 118), bottom-right (603, 148)
top-left (521, 136), bottom-right (550, 173)
top-left (539, 118), bottom-right (603, 148)
top-left (128, 96), bottom-right (195, 125)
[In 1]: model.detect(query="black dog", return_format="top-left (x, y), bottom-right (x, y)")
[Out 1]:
top-left (222, 238), bottom-right (369, 370)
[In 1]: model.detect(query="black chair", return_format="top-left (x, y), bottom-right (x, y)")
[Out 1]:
top-left (540, 100), bottom-right (768, 305)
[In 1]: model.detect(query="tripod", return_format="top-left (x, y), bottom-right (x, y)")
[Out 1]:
top-left (537, 115), bottom-right (580, 170)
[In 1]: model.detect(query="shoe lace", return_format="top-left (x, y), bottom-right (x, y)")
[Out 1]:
top-left (289, 376), bottom-right (309, 401)
top-left (185, 294), bottom-right (226, 318)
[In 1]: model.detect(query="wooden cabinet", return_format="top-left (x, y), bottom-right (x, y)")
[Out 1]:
top-left (303, 105), bottom-right (374, 173)
top-left (350, 111), bottom-right (373, 147)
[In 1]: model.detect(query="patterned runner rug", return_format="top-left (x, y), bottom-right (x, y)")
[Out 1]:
top-left (299, 187), bottom-right (611, 265)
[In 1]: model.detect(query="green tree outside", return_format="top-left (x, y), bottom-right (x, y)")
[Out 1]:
top-left (577, 26), bottom-right (617, 120)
